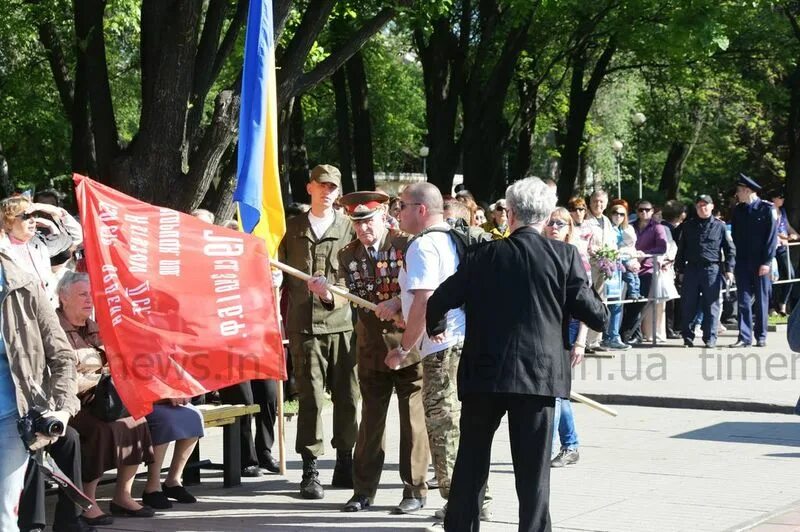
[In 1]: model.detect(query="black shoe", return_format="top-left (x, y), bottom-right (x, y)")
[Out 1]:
top-left (392, 497), bottom-right (426, 514)
top-left (109, 501), bottom-right (156, 518)
top-left (756, 340), bottom-right (767, 347)
top-left (728, 340), bottom-right (751, 348)
top-left (141, 490), bottom-right (172, 509)
top-left (551, 448), bottom-right (579, 468)
top-left (163, 483), bottom-right (197, 503)
top-left (342, 494), bottom-right (371, 512)
top-left (331, 449), bottom-right (353, 488)
top-left (80, 514), bottom-right (114, 527)
top-left (242, 465), bottom-right (263, 477)
top-left (683, 338), bottom-right (693, 348)
top-left (667, 332), bottom-right (682, 340)
top-left (300, 455), bottom-right (324, 499)
top-left (259, 454), bottom-right (280, 474)
top-left (426, 476), bottom-right (439, 489)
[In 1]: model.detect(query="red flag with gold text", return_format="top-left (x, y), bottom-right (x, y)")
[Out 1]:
top-left (74, 174), bottom-right (286, 418)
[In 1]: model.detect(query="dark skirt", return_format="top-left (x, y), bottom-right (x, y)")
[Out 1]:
top-left (145, 403), bottom-right (205, 446)
top-left (70, 408), bottom-right (155, 482)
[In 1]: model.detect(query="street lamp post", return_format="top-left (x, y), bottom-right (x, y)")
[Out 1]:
top-left (631, 112), bottom-right (646, 199)
top-left (612, 139), bottom-right (623, 199)
top-left (419, 146), bottom-right (430, 177)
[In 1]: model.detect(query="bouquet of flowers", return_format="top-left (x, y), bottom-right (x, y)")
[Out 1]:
top-left (589, 244), bottom-right (621, 280)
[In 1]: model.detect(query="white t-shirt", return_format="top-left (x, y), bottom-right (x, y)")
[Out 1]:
top-left (398, 223), bottom-right (466, 356)
top-left (308, 210), bottom-right (335, 240)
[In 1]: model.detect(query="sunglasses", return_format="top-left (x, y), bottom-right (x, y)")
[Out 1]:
top-left (495, 206), bottom-right (506, 212)
top-left (611, 211), bottom-right (626, 217)
top-left (15, 213), bottom-right (35, 221)
top-left (637, 207), bottom-right (653, 213)
top-left (546, 220), bottom-right (568, 229)
top-left (569, 207), bottom-right (586, 212)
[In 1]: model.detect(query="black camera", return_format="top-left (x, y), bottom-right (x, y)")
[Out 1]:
top-left (17, 406), bottom-right (64, 450)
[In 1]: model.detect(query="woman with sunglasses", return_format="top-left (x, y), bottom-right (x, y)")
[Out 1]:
top-left (620, 200), bottom-right (668, 345)
top-left (567, 197), bottom-right (595, 261)
top-left (544, 207), bottom-right (587, 468)
top-left (0, 197), bottom-right (59, 307)
top-left (600, 203), bottom-right (638, 350)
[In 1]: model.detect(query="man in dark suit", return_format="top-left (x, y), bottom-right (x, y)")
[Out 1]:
top-left (426, 177), bottom-right (608, 532)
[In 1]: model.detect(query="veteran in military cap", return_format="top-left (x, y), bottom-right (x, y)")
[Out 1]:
top-left (278, 164), bottom-right (358, 500)
top-left (729, 173), bottom-right (778, 348)
top-left (309, 191), bottom-right (430, 514)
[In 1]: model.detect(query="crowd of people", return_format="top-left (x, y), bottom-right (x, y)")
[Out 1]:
top-left (0, 164), bottom-right (789, 532)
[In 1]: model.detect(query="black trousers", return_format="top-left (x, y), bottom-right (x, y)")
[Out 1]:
top-left (18, 426), bottom-right (83, 531)
top-left (444, 393), bottom-right (554, 532)
top-left (621, 273), bottom-right (653, 342)
top-left (218, 379), bottom-right (278, 467)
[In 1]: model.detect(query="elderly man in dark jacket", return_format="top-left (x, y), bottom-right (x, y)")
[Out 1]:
top-left (426, 177), bottom-right (607, 532)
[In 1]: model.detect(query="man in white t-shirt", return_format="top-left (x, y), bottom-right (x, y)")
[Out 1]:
top-left (377, 182), bottom-right (491, 521)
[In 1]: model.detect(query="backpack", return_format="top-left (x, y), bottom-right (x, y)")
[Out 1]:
top-left (408, 218), bottom-right (492, 260)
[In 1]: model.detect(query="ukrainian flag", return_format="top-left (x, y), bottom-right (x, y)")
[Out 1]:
top-left (234, 0), bottom-right (285, 256)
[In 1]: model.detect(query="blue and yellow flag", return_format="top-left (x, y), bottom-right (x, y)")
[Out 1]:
top-left (234, 0), bottom-right (285, 256)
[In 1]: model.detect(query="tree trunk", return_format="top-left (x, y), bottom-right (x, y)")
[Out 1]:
top-left (331, 68), bottom-right (355, 193)
top-left (556, 41), bottom-right (616, 205)
top-left (659, 142), bottom-right (689, 199)
top-left (0, 142), bottom-right (11, 198)
top-left (415, 16), bottom-right (467, 196)
top-left (347, 50), bottom-right (375, 191)
top-left (786, 64), bottom-right (800, 230)
top-left (288, 96), bottom-right (311, 204)
top-left (509, 79), bottom-right (538, 182)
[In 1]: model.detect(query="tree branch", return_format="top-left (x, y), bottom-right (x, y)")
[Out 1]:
top-left (289, 6), bottom-right (397, 101)
top-left (274, 0), bottom-right (294, 42)
top-left (277, 0), bottom-right (337, 105)
top-left (36, 20), bottom-right (73, 117)
top-left (74, 0), bottom-right (119, 180)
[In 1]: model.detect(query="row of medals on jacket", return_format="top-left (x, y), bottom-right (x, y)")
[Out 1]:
top-left (346, 248), bottom-right (404, 302)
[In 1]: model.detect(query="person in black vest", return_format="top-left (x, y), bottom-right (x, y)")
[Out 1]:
top-left (426, 177), bottom-right (607, 532)
top-left (676, 195), bottom-right (736, 348)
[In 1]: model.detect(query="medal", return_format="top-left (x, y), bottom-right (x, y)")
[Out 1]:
top-left (349, 261), bottom-right (357, 271)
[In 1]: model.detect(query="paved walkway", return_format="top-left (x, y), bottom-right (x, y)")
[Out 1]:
top-left (45, 325), bottom-right (800, 531)
top-left (576, 325), bottom-right (798, 412)
top-left (69, 400), bottom-right (800, 531)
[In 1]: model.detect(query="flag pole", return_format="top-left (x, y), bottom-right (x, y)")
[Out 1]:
top-left (274, 285), bottom-right (287, 475)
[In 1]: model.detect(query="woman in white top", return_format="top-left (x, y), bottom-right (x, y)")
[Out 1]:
top-left (1, 197), bottom-right (59, 307)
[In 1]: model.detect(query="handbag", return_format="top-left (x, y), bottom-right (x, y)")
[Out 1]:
top-left (89, 375), bottom-right (129, 422)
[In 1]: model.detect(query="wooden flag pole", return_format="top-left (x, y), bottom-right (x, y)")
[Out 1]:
top-left (570, 391), bottom-right (618, 417)
top-left (274, 285), bottom-right (287, 475)
top-left (273, 259), bottom-right (618, 418)
top-left (272, 260), bottom-right (377, 311)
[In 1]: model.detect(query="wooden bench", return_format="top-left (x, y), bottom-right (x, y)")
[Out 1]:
top-left (182, 403), bottom-right (261, 488)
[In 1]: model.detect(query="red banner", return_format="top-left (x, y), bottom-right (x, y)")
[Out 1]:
top-left (75, 174), bottom-right (286, 418)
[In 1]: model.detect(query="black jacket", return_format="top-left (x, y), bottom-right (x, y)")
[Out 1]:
top-left (426, 226), bottom-right (607, 399)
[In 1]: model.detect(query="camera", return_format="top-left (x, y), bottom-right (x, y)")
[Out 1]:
top-left (17, 406), bottom-right (64, 450)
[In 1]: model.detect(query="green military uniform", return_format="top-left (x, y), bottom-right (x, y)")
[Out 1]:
top-left (278, 209), bottom-right (358, 459)
top-left (335, 229), bottom-right (429, 503)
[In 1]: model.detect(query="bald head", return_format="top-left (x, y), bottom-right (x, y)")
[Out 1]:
top-left (404, 182), bottom-right (443, 213)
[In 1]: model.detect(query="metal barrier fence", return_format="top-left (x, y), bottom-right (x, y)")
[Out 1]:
top-left (600, 242), bottom-right (800, 347)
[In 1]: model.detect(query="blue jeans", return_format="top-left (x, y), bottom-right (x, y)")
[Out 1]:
top-left (551, 398), bottom-right (579, 455)
top-left (0, 413), bottom-right (28, 531)
top-left (604, 302), bottom-right (623, 343)
top-left (623, 270), bottom-right (641, 298)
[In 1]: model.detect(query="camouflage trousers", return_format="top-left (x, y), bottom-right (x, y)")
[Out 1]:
top-left (423, 342), bottom-right (493, 509)
top-left (422, 342), bottom-right (462, 499)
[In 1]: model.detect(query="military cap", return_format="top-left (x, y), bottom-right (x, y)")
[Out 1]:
top-left (339, 191), bottom-right (389, 220)
top-left (310, 164), bottom-right (342, 188)
top-left (695, 194), bottom-right (714, 205)
top-left (737, 173), bottom-right (762, 192)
